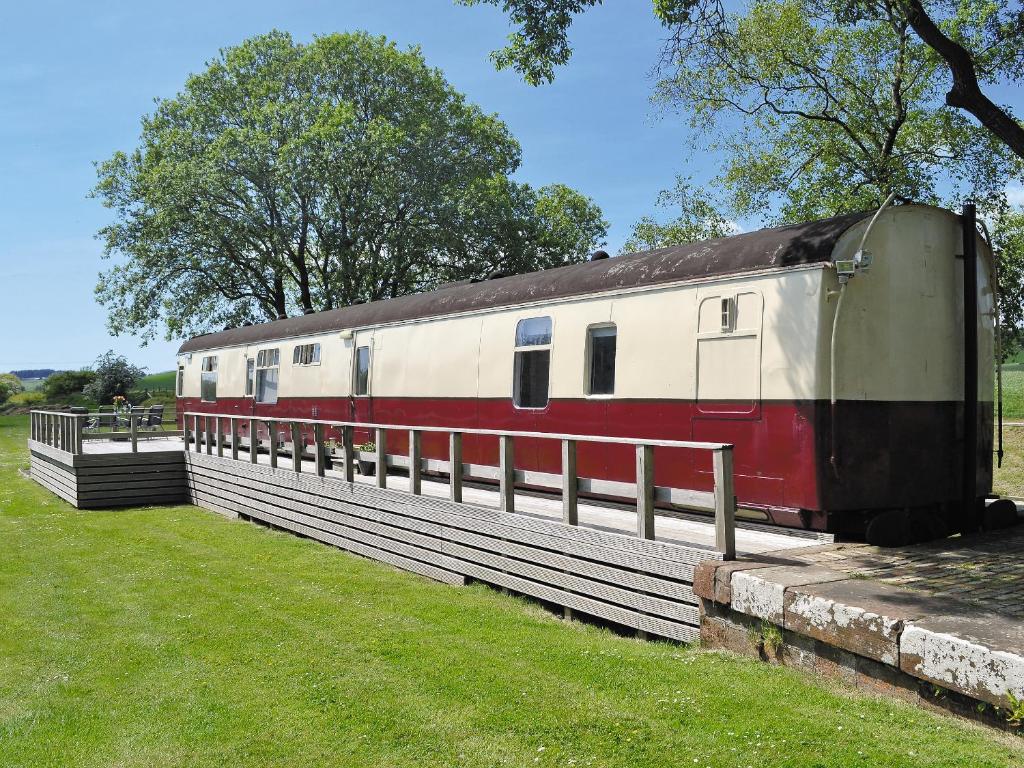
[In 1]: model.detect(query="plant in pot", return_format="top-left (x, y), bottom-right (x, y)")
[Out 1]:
top-left (356, 441), bottom-right (376, 476)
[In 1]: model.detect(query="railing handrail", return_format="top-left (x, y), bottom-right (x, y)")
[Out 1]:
top-left (179, 410), bottom-right (733, 453)
top-left (179, 409), bottom-right (737, 559)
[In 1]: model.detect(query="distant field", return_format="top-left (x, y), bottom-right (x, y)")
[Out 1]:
top-left (139, 370), bottom-right (176, 391)
top-left (17, 378), bottom-right (45, 392)
top-left (1000, 364), bottom-right (1024, 422)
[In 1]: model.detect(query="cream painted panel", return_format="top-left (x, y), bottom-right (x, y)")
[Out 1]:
top-left (759, 270), bottom-right (824, 401)
top-left (547, 298), bottom-right (612, 399)
top-left (478, 310), bottom-right (525, 399)
top-left (611, 289), bottom-right (696, 399)
top-left (177, 355), bottom-right (199, 399)
top-left (372, 315), bottom-right (483, 399)
top-left (827, 205), bottom-right (990, 402)
top-left (697, 336), bottom-right (760, 400)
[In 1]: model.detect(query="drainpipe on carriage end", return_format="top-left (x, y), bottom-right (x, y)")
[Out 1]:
top-left (962, 202), bottom-right (980, 533)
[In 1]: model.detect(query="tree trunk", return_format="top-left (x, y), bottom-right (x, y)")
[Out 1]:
top-left (902, 0), bottom-right (1024, 160)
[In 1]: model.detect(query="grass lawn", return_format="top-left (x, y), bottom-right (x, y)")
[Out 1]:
top-left (994, 425), bottom-right (1024, 499)
top-left (2, 416), bottom-right (1022, 767)
top-left (1000, 364), bottom-right (1024, 422)
top-left (138, 369), bottom-right (177, 392)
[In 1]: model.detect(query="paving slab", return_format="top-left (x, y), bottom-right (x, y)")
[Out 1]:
top-left (731, 565), bottom-right (848, 625)
top-left (901, 611), bottom-right (1024, 706)
top-left (784, 578), bottom-right (943, 666)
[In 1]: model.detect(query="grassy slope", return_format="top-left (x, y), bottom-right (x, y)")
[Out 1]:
top-left (1000, 365), bottom-right (1024, 422)
top-left (138, 370), bottom-right (176, 391)
top-left (1, 416), bottom-right (1021, 767)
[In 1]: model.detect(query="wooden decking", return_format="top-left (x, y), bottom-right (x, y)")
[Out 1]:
top-left (27, 415), bottom-right (830, 642)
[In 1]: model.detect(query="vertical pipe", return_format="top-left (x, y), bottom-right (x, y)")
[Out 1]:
top-left (499, 435), bottom-right (515, 512)
top-left (713, 447), bottom-right (736, 560)
top-left (562, 439), bottom-right (578, 526)
top-left (963, 203), bottom-right (979, 532)
top-left (409, 429), bottom-right (422, 495)
top-left (375, 427), bottom-right (387, 488)
top-left (636, 445), bottom-right (655, 540)
top-left (449, 432), bottom-right (463, 503)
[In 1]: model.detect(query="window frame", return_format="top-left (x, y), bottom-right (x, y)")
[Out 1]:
top-left (200, 356), bottom-right (218, 403)
top-left (254, 348), bottom-right (280, 405)
top-left (512, 316), bottom-right (553, 410)
top-left (176, 365), bottom-right (184, 398)
top-left (353, 345), bottom-right (371, 397)
top-left (585, 323), bottom-right (617, 397)
top-left (292, 342), bottom-right (321, 367)
top-left (245, 357), bottom-right (255, 397)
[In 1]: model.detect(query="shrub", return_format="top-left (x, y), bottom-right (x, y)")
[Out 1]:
top-left (7, 391), bottom-right (45, 407)
top-left (0, 373), bottom-right (24, 403)
top-left (81, 351), bottom-right (146, 406)
top-left (42, 370), bottom-right (97, 401)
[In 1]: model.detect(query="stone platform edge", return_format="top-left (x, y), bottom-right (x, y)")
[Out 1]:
top-left (694, 555), bottom-right (1024, 720)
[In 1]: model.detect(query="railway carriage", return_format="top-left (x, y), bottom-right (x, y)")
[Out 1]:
top-left (177, 203), bottom-right (996, 539)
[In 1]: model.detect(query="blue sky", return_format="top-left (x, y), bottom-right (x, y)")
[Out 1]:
top-left (0, 1), bottom-right (713, 373)
top-left (1, 2), bottom-right (1019, 374)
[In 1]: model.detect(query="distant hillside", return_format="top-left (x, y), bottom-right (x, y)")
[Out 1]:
top-left (139, 370), bottom-right (177, 391)
top-left (10, 369), bottom-right (58, 380)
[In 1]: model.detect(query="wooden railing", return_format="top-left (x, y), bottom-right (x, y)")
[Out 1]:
top-left (30, 410), bottom-right (181, 455)
top-left (182, 411), bottom-right (737, 559)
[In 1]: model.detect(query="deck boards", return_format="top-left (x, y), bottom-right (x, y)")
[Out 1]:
top-left (27, 435), bottom-right (829, 642)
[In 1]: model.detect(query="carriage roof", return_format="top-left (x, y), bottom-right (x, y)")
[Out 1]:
top-left (178, 209), bottom-right (870, 354)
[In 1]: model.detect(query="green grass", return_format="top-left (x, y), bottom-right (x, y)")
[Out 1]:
top-left (1, 416), bottom-right (1022, 767)
top-left (994, 425), bottom-right (1024, 499)
top-left (999, 365), bottom-right (1024, 422)
top-left (16, 378), bottom-right (45, 392)
top-left (138, 369), bottom-right (177, 392)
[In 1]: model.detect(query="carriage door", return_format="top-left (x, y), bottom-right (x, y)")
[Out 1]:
top-left (351, 329), bottom-right (374, 427)
top-left (694, 290), bottom-right (763, 418)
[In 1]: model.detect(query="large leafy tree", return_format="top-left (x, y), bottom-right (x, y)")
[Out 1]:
top-left (621, 177), bottom-right (735, 252)
top-left (94, 31), bottom-right (607, 342)
top-left (463, 0), bottom-right (1024, 161)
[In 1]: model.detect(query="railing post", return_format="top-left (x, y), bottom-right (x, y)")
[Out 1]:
top-left (183, 413), bottom-right (191, 449)
top-left (713, 446), bottom-right (736, 560)
top-left (130, 414), bottom-right (138, 453)
top-left (314, 423), bottom-right (325, 477)
top-left (636, 444), bottom-right (654, 540)
top-left (216, 417), bottom-right (224, 457)
top-left (205, 416), bottom-right (212, 455)
top-left (408, 429), bottom-right (422, 495)
top-left (499, 434), bottom-right (515, 512)
top-left (562, 439), bottom-right (578, 526)
top-left (30, 412), bottom-right (36, 441)
top-left (194, 415), bottom-right (201, 453)
top-left (342, 425), bottom-right (354, 482)
top-left (230, 418), bottom-right (239, 461)
top-left (268, 420), bottom-right (278, 469)
top-left (375, 427), bottom-right (387, 488)
top-left (449, 431), bottom-right (463, 503)
top-left (291, 422), bottom-right (303, 473)
top-left (249, 418), bottom-right (258, 463)
top-left (73, 415), bottom-right (84, 455)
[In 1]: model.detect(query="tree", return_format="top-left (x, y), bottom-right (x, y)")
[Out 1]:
top-left (991, 205), bottom-right (1024, 360)
top-left (82, 352), bottom-right (146, 406)
top-left (94, 31), bottom-right (607, 342)
top-left (655, 0), bottom-right (1020, 222)
top-left (0, 374), bottom-right (24, 403)
top-left (621, 177), bottom-right (735, 253)
top-left (463, 0), bottom-right (1024, 161)
top-left (42, 370), bottom-right (98, 402)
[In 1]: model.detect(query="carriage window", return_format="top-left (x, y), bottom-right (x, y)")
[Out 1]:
top-left (354, 346), bottom-right (370, 396)
top-left (245, 358), bottom-right (255, 397)
top-left (200, 356), bottom-right (218, 402)
top-left (176, 365), bottom-right (184, 397)
top-left (587, 325), bottom-right (616, 395)
top-left (513, 316), bottom-right (551, 409)
top-left (292, 343), bottom-right (321, 366)
top-left (255, 348), bottom-right (280, 404)
top-left (721, 297), bottom-right (733, 332)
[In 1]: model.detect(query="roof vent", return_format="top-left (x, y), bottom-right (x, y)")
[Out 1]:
top-left (303, 308), bottom-right (315, 315)
top-left (486, 269), bottom-right (510, 280)
top-left (590, 250), bottom-right (610, 261)
top-left (276, 313), bottom-right (287, 320)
